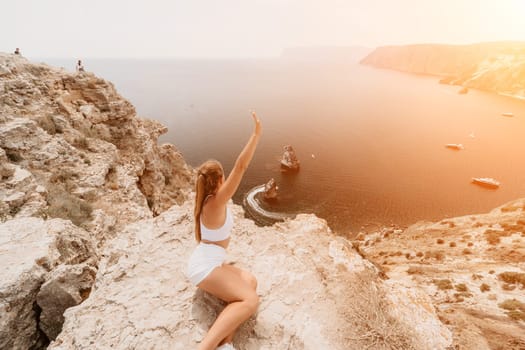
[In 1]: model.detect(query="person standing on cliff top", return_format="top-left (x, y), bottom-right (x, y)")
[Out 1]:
top-left (76, 60), bottom-right (85, 72)
top-left (186, 111), bottom-right (262, 350)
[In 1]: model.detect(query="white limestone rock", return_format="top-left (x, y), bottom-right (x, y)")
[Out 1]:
top-left (37, 263), bottom-right (98, 340)
top-left (0, 64), bottom-right (11, 77)
top-left (0, 217), bottom-right (97, 350)
top-left (0, 53), bottom-right (193, 232)
top-left (361, 197), bottom-right (525, 348)
top-left (50, 202), bottom-right (452, 350)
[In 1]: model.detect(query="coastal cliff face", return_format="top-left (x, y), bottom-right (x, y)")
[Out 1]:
top-left (0, 53), bottom-right (193, 230)
top-left (361, 42), bottom-right (525, 99)
top-left (0, 53), bottom-right (193, 349)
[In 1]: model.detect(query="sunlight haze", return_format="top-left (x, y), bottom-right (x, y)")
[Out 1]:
top-left (3, 0), bottom-right (525, 58)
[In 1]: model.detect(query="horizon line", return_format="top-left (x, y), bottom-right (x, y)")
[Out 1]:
top-left (8, 39), bottom-right (525, 61)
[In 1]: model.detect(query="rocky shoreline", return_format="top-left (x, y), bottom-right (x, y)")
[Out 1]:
top-left (361, 42), bottom-right (525, 100)
top-left (1, 53), bottom-right (524, 349)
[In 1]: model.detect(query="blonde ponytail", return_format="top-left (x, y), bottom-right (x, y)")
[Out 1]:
top-left (193, 160), bottom-right (224, 242)
top-left (194, 174), bottom-right (206, 242)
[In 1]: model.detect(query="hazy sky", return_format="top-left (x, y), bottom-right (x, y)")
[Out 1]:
top-left (3, 0), bottom-right (525, 58)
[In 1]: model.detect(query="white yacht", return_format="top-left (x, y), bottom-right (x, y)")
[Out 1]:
top-left (445, 143), bottom-right (464, 150)
top-left (471, 177), bottom-right (500, 189)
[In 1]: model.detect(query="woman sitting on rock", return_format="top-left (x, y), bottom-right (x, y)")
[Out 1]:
top-left (186, 112), bottom-right (262, 350)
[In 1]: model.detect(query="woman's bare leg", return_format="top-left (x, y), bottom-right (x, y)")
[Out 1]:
top-left (217, 265), bottom-right (258, 346)
top-left (197, 265), bottom-right (259, 350)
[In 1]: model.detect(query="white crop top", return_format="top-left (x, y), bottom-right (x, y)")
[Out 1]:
top-left (200, 207), bottom-right (234, 241)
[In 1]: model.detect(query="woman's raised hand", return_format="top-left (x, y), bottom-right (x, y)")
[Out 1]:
top-left (251, 111), bottom-right (262, 136)
top-left (214, 110), bottom-right (262, 203)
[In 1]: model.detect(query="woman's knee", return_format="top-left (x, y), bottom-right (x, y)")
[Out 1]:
top-left (242, 271), bottom-right (258, 290)
top-left (247, 274), bottom-right (258, 291)
top-left (245, 292), bottom-right (259, 314)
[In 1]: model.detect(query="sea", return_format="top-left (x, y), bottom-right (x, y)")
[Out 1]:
top-left (41, 57), bottom-right (525, 235)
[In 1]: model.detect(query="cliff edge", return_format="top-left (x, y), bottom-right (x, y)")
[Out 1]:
top-left (48, 200), bottom-right (451, 350)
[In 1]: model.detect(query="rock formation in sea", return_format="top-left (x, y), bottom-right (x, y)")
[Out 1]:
top-left (458, 87), bottom-right (469, 95)
top-left (1, 53), bottom-right (523, 349)
top-left (361, 42), bottom-right (525, 99)
top-left (280, 145), bottom-right (300, 171)
top-left (262, 178), bottom-right (278, 200)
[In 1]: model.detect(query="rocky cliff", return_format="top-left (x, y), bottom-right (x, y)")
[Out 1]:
top-left (0, 53), bottom-right (193, 349)
top-left (0, 54), bottom-right (193, 227)
top-left (361, 42), bottom-right (525, 99)
top-left (358, 199), bottom-right (525, 349)
top-left (48, 201), bottom-right (451, 350)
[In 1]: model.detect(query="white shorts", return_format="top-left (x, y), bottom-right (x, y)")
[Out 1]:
top-left (186, 243), bottom-right (227, 285)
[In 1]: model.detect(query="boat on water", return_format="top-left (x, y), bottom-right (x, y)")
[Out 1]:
top-left (502, 112), bottom-right (514, 117)
top-left (471, 177), bottom-right (500, 189)
top-left (445, 143), bottom-right (464, 150)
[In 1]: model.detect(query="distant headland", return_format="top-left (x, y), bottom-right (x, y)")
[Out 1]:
top-left (361, 41), bottom-right (525, 100)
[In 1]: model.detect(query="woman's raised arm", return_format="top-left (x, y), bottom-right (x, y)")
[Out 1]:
top-left (214, 112), bottom-right (262, 205)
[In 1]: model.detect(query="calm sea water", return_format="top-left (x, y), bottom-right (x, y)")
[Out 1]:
top-left (44, 58), bottom-right (525, 234)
